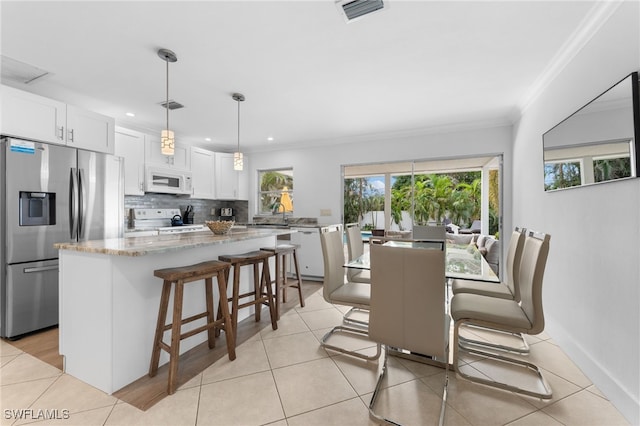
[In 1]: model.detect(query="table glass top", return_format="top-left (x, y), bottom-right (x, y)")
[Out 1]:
top-left (345, 242), bottom-right (499, 283)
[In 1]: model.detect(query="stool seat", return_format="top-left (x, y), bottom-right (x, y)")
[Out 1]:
top-left (149, 260), bottom-right (235, 395)
top-left (219, 250), bottom-right (272, 264)
top-left (260, 244), bottom-right (304, 319)
top-left (217, 250), bottom-right (278, 339)
top-left (154, 260), bottom-right (231, 282)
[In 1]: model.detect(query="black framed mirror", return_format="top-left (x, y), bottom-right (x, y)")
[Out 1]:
top-left (543, 71), bottom-right (640, 191)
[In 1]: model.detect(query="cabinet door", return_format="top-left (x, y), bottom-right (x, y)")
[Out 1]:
top-left (66, 105), bottom-right (115, 154)
top-left (1, 85), bottom-right (66, 144)
top-left (145, 135), bottom-right (190, 170)
top-left (190, 147), bottom-right (215, 199)
top-left (114, 128), bottom-right (145, 195)
top-left (214, 152), bottom-right (239, 199)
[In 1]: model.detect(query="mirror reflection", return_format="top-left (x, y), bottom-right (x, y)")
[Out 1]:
top-left (543, 72), bottom-right (639, 191)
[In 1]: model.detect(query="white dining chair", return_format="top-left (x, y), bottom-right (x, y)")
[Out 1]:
top-left (451, 227), bottom-right (530, 354)
top-left (451, 230), bottom-right (552, 399)
top-left (368, 240), bottom-right (449, 426)
top-left (318, 224), bottom-right (381, 361)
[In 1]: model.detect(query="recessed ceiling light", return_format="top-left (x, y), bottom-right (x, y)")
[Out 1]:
top-left (267, 137), bottom-right (274, 142)
top-left (205, 137), bottom-right (211, 142)
top-left (125, 112), bottom-right (135, 117)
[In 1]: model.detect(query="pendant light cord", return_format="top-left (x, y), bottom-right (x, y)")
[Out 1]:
top-left (237, 99), bottom-right (240, 152)
top-left (166, 59), bottom-right (170, 132)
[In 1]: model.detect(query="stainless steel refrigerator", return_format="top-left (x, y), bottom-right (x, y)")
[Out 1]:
top-left (0, 137), bottom-right (123, 338)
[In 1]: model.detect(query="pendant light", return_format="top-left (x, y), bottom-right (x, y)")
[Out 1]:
top-left (158, 48), bottom-right (177, 156)
top-left (232, 93), bottom-right (245, 171)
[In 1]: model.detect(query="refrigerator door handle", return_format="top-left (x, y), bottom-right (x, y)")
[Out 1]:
top-left (24, 265), bottom-right (59, 273)
top-left (69, 168), bottom-right (79, 239)
top-left (78, 168), bottom-right (86, 239)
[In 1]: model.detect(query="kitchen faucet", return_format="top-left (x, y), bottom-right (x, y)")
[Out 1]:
top-left (272, 202), bottom-right (287, 223)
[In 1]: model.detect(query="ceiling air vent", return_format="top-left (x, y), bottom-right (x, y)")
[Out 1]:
top-left (336, 0), bottom-right (388, 23)
top-left (1, 55), bottom-right (50, 84)
top-left (159, 100), bottom-right (184, 110)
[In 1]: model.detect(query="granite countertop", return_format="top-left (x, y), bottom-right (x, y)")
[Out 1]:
top-left (54, 228), bottom-right (293, 257)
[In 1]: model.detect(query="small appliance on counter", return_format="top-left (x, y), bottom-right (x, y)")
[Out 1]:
top-left (218, 207), bottom-right (235, 222)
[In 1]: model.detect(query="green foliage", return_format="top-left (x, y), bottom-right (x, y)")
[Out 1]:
top-left (345, 170), bottom-right (500, 233)
top-left (259, 170), bottom-right (294, 213)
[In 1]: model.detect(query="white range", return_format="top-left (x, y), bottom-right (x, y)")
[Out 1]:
top-left (126, 208), bottom-right (206, 237)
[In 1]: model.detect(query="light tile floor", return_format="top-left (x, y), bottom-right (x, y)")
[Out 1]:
top-left (0, 285), bottom-right (630, 426)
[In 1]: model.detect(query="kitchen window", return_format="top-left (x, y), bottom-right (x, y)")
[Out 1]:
top-left (258, 168), bottom-right (294, 215)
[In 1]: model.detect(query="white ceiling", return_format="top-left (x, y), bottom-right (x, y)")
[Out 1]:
top-left (0, 1), bottom-right (605, 153)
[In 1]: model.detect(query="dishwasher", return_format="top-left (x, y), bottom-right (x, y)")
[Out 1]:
top-left (289, 227), bottom-right (324, 281)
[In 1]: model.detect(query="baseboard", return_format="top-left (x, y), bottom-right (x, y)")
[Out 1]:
top-left (546, 319), bottom-right (639, 425)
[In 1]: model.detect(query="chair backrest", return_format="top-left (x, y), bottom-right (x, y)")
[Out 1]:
top-left (345, 223), bottom-right (364, 261)
top-left (412, 224), bottom-right (446, 240)
top-left (505, 227), bottom-right (527, 301)
top-left (518, 231), bottom-right (550, 334)
top-left (345, 223), bottom-right (366, 281)
top-left (369, 241), bottom-right (448, 358)
top-left (319, 224), bottom-right (346, 302)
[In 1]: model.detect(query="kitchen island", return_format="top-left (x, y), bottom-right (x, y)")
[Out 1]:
top-left (55, 228), bottom-right (292, 395)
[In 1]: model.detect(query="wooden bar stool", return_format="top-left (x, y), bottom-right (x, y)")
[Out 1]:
top-left (149, 260), bottom-right (235, 395)
top-left (260, 243), bottom-right (304, 319)
top-left (217, 250), bottom-right (278, 339)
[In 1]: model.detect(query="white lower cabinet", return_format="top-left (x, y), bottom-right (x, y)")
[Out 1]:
top-left (290, 227), bottom-right (324, 280)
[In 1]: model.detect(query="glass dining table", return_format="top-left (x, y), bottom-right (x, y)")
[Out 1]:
top-left (345, 240), bottom-right (500, 283)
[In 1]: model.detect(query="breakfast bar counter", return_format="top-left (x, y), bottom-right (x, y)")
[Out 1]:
top-left (55, 228), bottom-right (293, 395)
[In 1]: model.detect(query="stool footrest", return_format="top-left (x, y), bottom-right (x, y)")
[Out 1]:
top-left (161, 311), bottom-right (211, 332)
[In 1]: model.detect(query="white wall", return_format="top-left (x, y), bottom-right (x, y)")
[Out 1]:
top-left (512, 1), bottom-right (639, 423)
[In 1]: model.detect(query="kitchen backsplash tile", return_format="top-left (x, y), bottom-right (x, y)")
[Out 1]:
top-left (125, 194), bottom-right (248, 225)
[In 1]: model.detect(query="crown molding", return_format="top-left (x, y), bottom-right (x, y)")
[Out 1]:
top-left (517, 1), bottom-right (624, 115)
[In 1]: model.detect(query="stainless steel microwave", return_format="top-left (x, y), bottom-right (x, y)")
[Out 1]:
top-left (145, 166), bottom-right (192, 195)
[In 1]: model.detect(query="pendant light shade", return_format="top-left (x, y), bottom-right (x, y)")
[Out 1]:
top-left (232, 93), bottom-right (245, 171)
top-left (158, 48), bottom-right (177, 156)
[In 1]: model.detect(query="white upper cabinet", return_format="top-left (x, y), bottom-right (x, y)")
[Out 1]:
top-left (214, 152), bottom-right (240, 200)
top-left (66, 105), bottom-right (115, 153)
top-left (114, 127), bottom-right (145, 195)
top-left (1, 85), bottom-right (66, 144)
top-left (1, 85), bottom-right (114, 154)
top-left (145, 134), bottom-right (190, 170)
top-left (190, 147), bottom-right (215, 199)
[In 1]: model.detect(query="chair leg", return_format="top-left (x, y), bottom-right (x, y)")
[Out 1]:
top-left (343, 307), bottom-right (369, 327)
top-left (453, 319), bottom-right (552, 399)
top-left (149, 280), bottom-right (171, 377)
top-left (216, 270), bottom-right (236, 361)
top-left (261, 259), bottom-right (278, 331)
top-left (167, 280), bottom-right (184, 395)
top-left (320, 324), bottom-right (381, 361)
top-left (291, 250), bottom-right (304, 308)
top-left (274, 253), bottom-right (282, 319)
top-left (369, 344), bottom-right (449, 426)
top-left (459, 324), bottom-right (530, 354)
top-left (204, 277), bottom-right (216, 349)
